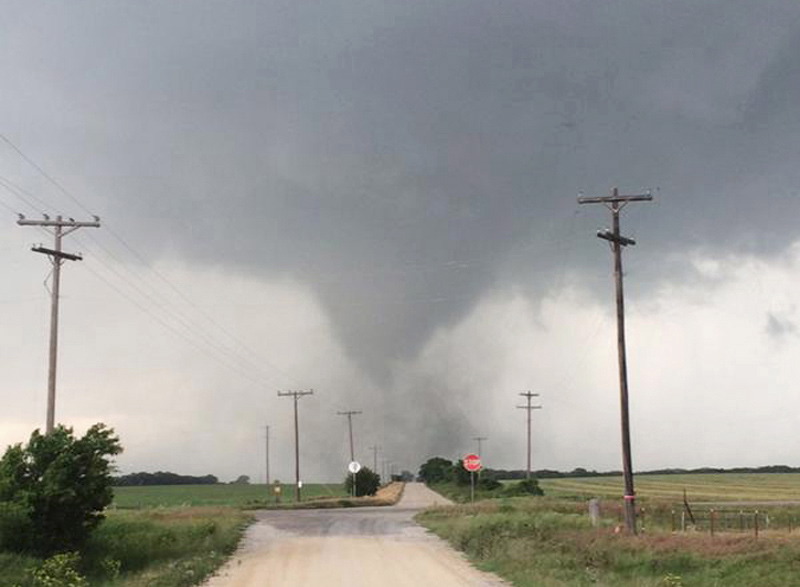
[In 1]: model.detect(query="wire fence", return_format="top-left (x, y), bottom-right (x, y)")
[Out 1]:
top-left (589, 500), bottom-right (800, 537)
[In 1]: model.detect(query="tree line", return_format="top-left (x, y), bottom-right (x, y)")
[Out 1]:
top-left (480, 465), bottom-right (800, 480)
top-left (113, 471), bottom-right (219, 486)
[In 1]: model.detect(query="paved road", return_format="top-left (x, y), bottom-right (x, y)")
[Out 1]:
top-left (203, 482), bottom-right (508, 587)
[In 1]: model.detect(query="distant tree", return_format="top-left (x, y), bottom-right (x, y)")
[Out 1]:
top-left (399, 470), bottom-right (414, 482)
top-left (0, 424), bottom-right (122, 555)
top-left (418, 457), bottom-right (454, 484)
top-left (344, 467), bottom-right (381, 496)
top-left (231, 475), bottom-right (251, 485)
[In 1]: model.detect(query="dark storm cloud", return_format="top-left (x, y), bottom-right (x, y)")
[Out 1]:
top-left (4, 0), bottom-right (800, 384)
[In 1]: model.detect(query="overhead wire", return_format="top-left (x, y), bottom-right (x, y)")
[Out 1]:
top-left (0, 134), bottom-right (300, 388)
top-left (77, 261), bottom-right (271, 387)
top-left (70, 232), bottom-right (294, 387)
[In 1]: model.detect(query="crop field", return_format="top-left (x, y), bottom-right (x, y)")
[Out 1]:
top-left (537, 473), bottom-right (800, 503)
top-left (112, 482), bottom-right (347, 509)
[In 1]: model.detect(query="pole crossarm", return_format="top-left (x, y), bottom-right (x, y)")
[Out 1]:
top-left (578, 187), bottom-right (652, 208)
top-left (278, 389), bottom-right (314, 399)
top-left (336, 410), bottom-right (363, 416)
top-left (32, 246), bottom-right (83, 261)
top-left (17, 216), bottom-right (101, 229)
top-left (597, 230), bottom-right (636, 247)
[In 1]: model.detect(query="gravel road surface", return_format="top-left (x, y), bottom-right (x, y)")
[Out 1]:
top-left (202, 482), bottom-right (508, 587)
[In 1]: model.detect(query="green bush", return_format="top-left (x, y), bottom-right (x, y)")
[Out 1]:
top-left (503, 479), bottom-right (544, 497)
top-left (478, 477), bottom-right (503, 491)
top-left (0, 501), bottom-right (33, 550)
top-left (344, 467), bottom-right (381, 496)
top-left (0, 424), bottom-right (122, 555)
top-left (31, 552), bottom-right (88, 587)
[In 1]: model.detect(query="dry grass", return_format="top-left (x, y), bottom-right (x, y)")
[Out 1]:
top-left (286, 481), bottom-right (405, 509)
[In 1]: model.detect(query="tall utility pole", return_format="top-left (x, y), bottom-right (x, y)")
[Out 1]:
top-left (278, 389), bottom-right (314, 502)
top-left (370, 445), bottom-right (380, 474)
top-left (473, 436), bottom-right (487, 456)
top-left (517, 391), bottom-right (542, 480)
top-left (337, 410), bottom-right (362, 463)
top-left (17, 214), bottom-right (100, 434)
top-left (265, 425), bottom-right (270, 485)
top-left (578, 187), bottom-right (652, 534)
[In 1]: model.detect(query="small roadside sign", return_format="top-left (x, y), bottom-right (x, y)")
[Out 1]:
top-left (348, 461), bottom-right (362, 474)
top-left (463, 453), bottom-right (482, 472)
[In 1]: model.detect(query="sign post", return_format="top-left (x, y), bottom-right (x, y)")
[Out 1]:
top-left (462, 454), bottom-right (482, 504)
top-left (348, 460), bottom-right (362, 497)
top-left (273, 481), bottom-right (282, 504)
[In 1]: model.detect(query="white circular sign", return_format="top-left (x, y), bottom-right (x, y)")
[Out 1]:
top-left (348, 460), bottom-right (362, 474)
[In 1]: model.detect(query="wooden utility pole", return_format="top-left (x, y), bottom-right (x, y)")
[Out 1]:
top-left (337, 410), bottom-right (362, 463)
top-left (578, 187), bottom-right (652, 534)
top-left (517, 391), bottom-right (542, 480)
top-left (265, 425), bottom-right (270, 485)
top-left (278, 389), bottom-right (314, 501)
top-left (370, 445), bottom-right (380, 474)
top-left (17, 214), bottom-right (100, 434)
top-left (337, 410), bottom-right (362, 497)
top-left (473, 436), bottom-right (487, 456)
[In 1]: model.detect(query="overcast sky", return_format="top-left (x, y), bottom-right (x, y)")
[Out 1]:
top-left (2, 1), bottom-right (800, 483)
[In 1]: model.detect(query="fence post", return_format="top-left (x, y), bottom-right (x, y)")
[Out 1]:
top-left (671, 509), bottom-right (676, 532)
top-left (640, 507), bottom-right (646, 534)
top-left (739, 510), bottom-right (744, 533)
top-left (710, 509), bottom-right (715, 537)
top-left (754, 510), bottom-right (759, 538)
top-left (681, 510), bottom-right (686, 532)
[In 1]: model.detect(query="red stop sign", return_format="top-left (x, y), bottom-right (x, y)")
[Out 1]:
top-left (463, 453), bottom-right (482, 472)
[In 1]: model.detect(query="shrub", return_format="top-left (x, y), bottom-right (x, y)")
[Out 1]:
top-left (0, 424), bottom-right (122, 555)
top-left (503, 479), bottom-right (544, 497)
top-left (31, 552), bottom-right (88, 587)
top-left (344, 467), bottom-right (381, 496)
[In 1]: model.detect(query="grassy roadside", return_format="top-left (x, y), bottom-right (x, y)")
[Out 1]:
top-left (427, 480), bottom-right (542, 504)
top-left (1, 507), bottom-right (250, 586)
top-left (416, 497), bottom-right (800, 587)
top-left (1, 482), bottom-right (405, 586)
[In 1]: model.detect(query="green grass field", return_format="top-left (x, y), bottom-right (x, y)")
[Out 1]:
top-left (537, 473), bottom-right (800, 502)
top-left (112, 483), bottom-right (347, 509)
top-left (417, 497), bottom-right (800, 587)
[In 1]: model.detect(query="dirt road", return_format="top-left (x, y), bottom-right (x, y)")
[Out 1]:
top-left (202, 482), bottom-right (508, 587)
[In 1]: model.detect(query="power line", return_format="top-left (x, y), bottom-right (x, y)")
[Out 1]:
top-left (72, 235), bottom-right (289, 386)
top-left (78, 261), bottom-right (276, 387)
top-left (0, 134), bottom-right (94, 216)
top-left (1, 133), bottom-right (301, 388)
